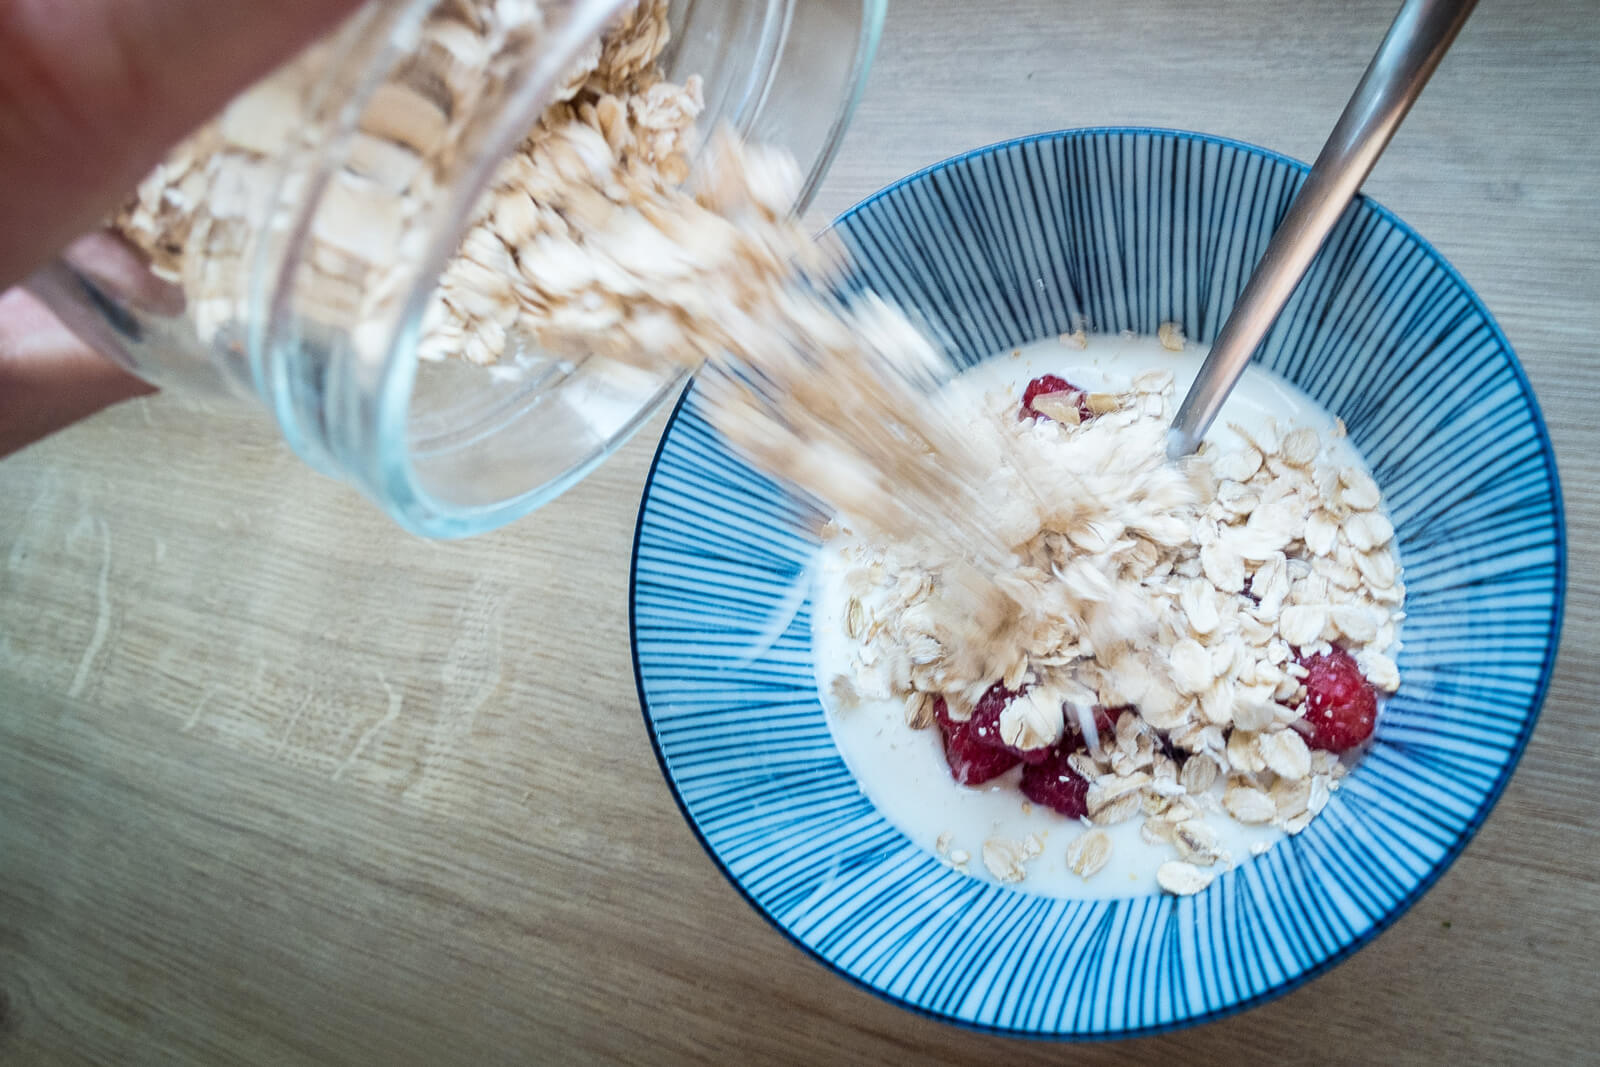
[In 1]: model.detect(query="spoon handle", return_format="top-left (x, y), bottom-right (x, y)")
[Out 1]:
top-left (1166, 0), bottom-right (1478, 459)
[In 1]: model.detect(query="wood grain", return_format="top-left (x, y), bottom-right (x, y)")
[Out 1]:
top-left (3, 0), bottom-right (1598, 1061)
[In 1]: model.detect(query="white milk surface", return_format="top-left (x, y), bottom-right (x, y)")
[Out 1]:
top-left (811, 334), bottom-right (1381, 899)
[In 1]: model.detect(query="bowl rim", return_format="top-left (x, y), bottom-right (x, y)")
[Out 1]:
top-left (628, 125), bottom-right (1567, 1039)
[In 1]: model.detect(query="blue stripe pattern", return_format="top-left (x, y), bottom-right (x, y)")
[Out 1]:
top-left (629, 128), bottom-right (1565, 1037)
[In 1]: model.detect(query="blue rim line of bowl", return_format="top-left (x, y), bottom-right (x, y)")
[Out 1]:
top-left (627, 126), bottom-right (1568, 1039)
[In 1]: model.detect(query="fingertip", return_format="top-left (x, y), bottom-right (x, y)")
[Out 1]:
top-left (0, 287), bottom-right (156, 459)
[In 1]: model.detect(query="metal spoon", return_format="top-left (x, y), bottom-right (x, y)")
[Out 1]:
top-left (1166, 0), bottom-right (1477, 459)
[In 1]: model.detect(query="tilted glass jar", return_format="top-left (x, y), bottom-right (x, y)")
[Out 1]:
top-left (28, 0), bottom-right (883, 537)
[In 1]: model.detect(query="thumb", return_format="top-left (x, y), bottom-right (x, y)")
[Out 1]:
top-left (0, 0), bottom-right (367, 288)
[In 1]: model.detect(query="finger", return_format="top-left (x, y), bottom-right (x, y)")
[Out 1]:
top-left (0, 287), bottom-right (156, 459)
top-left (0, 0), bottom-right (366, 288)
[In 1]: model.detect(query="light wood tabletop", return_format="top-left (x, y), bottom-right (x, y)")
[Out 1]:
top-left (3, 0), bottom-right (1597, 1061)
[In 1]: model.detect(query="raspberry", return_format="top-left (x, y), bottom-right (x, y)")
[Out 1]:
top-left (1093, 705), bottom-right (1125, 737)
top-left (933, 682), bottom-right (1063, 785)
top-left (981, 683), bottom-right (1057, 764)
top-left (1297, 646), bottom-right (1378, 752)
top-left (933, 695), bottom-right (1021, 785)
top-left (1019, 742), bottom-right (1091, 817)
top-left (1020, 374), bottom-right (1092, 423)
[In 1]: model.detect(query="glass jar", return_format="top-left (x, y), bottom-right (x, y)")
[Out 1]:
top-left (28, 0), bottom-right (883, 537)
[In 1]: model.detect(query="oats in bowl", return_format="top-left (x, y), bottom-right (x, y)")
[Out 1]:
top-left (815, 332), bottom-right (1405, 896)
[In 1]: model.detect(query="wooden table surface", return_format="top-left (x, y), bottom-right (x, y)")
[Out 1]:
top-left (4, 0), bottom-right (1597, 1061)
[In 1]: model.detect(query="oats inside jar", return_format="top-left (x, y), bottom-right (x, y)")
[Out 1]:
top-left (815, 332), bottom-right (1405, 898)
top-left (109, 0), bottom-right (1010, 548)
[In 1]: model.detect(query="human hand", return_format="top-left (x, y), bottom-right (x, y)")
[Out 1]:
top-left (0, 0), bottom-right (364, 458)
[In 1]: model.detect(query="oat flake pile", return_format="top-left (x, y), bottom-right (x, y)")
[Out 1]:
top-left (828, 362), bottom-right (1405, 893)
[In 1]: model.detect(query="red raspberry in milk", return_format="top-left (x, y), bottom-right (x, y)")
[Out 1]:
top-left (933, 692), bottom-right (1022, 785)
top-left (1019, 743), bottom-right (1091, 817)
top-left (1297, 646), bottom-right (1379, 752)
top-left (1019, 374), bottom-right (1093, 423)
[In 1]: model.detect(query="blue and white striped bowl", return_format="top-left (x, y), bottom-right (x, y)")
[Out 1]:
top-left (629, 128), bottom-right (1565, 1037)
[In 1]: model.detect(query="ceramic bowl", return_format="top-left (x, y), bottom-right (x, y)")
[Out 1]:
top-left (629, 128), bottom-right (1565, 1037)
